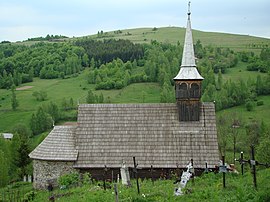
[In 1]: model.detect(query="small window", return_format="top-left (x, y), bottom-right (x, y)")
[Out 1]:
top-left (176, 83), bottom-right (188, 99)
top-left (190, 83), bottom-right (200, 98)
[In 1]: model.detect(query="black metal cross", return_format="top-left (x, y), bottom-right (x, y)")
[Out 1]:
top-left (133, 156), bottom-right (140, 194)
top-left (103, 165), bottom-right (109, 190)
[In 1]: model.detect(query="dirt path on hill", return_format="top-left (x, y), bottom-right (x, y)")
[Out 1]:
top-left (16, 86), bottom-right (34, 90)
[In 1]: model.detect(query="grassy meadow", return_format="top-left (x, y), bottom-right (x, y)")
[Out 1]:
top-left (2, 168), bottom-right (270, 202)
top-left (222, 61), bottom-right (265, 82)
top-left (0, 70), bottom-right (161, 132)
top-left (82, 27), bottom-right (270, 53)
top-left (217, 95), bottom-right (270, 127)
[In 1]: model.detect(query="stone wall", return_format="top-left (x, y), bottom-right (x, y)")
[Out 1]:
top-left (33, 160), bottom-right (75, 190)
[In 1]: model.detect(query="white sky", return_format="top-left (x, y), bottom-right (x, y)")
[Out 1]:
top-left (1, 0), bottom-right (269, 42)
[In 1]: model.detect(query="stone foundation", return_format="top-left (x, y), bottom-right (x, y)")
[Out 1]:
top-left (33, 160), bottom-right (75, 190)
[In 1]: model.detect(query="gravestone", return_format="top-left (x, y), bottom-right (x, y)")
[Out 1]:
top-left (120, 162), bottom-right (131, 186)
top-left (28, 175), bottom-right (32, 182)
top-left (175, 162), bottom-right (193, 196)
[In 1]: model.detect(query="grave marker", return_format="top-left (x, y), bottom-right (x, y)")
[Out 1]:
top-left (120, 161), bottom-right (131, 186)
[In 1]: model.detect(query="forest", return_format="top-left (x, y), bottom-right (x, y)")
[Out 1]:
top-left (0, 37), bottom-right (270, 188)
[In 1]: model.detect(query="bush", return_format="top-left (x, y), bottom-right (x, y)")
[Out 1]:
top-left (58, 172), bottom-right (80, 187)
top-left (256, 138), bottom-right (270, 163)
top-left (23, 191), bottom-right (36, 202)
top-left (257, 100), bottom-right (264, 106)
top-left (245, 101), bottom-right (255, 111)
top-left (82, 172), bottom-right (92, 185)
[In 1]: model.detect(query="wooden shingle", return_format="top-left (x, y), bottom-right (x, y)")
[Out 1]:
top-left (29, 126), bottom-right (78, 161)
top-left (74, 102), bottom-right (219, 168)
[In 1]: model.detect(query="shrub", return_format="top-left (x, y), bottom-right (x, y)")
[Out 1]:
top-left (82, 172), bottom-right (92, 185)
top-left (256, 138), bottom-right (270, 163)
top-left (257, 100), bottom-right (264, 106)
top-left (58, 172), bottom-right (80, 187)
top-left (23, 191), bottom-right (36, 202)
top-left (245, 101), bottom-right (255, 111)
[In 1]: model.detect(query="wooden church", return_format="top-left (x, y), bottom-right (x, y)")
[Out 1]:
top-left (29, 7), bottom-right (220, 189)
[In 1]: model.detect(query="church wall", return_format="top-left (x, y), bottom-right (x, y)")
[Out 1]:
top-left (33, 160), bottom-right (75, 190)
top-left (79, 167), bottom-right (206, 182)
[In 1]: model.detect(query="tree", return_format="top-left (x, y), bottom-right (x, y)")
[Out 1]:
top-left (257, 123), bottom-right (270, 163)
top-left (69, 98), bottom-right (74, 109)
top-left (216, 69), bottom-right (223, 90)
top-left (160, 82), bottom-right (174, 103)
top-left (86, 89), bottom-right (96, 103)
top-left (82, 53), bottom-right (89, 67)
top-left (0, 151), bottom-right (9, 187)
top-left (12, 124), bottom-right (32, 138)
top-left (11, 84), bottom-right (18, 110)
top-left (14, 134), bottom-right (31, 179)
top-left (257, 137), bottom-right (270, 163)
top-left (30, 106), bottom-right (52, 135)
top-left (246, 121), bottom-right (260, 146)
top-left (98, 93), bottom-right (104, 103)
top-left (46, 102), bottom-right (60, 122)
top-left (62, 97), bottom-right (68, 111)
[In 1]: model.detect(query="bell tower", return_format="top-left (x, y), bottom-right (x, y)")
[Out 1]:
top-left (174, 2), bottom-right (204, 121)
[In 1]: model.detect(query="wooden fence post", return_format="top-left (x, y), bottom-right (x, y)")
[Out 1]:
top-left (250, 145), bottom-right (257, 189)
top-left (222, 155), bottom-right (226, 188)
top-left (114, 184), bottom-right (119, 202)
top-left (191, 158), bottom-right (195, 185)
top-left (241, 151), bottom-right (244, 175)
top-left (205, 161), bottom-right (208, 173)
top-left (133, 156), bottom-right (140, 194)
top-left (150, 165), bottom-right (154, 185)
top-left (103, 165), bottom-right (107, 190)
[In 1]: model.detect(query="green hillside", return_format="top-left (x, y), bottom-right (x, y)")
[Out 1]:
top-left (17, 27), bottom-right (270, 53)
top-left (1, 26), bottom-right (269, 133)
top-left (0, 69), bottom-right (161, 132)
top-left (81, 27), bottom-right (270, 53)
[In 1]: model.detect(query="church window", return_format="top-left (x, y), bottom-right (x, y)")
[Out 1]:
top-left (190, 83), bottom-right (200, 98)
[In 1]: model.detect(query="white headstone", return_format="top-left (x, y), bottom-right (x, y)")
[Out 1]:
top-left (28, 175), bottom-right (32, 182)
top-left (120, 162), bottom-right (131, 186)
top-left (23, 175), bottom-right (27, 182)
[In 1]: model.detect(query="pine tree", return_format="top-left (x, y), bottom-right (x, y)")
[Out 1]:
top-left (86, 89), bottom-right (96, 103)
top-left (0, 151), bottom-right (9, 187)
top-left (98, 93), bottom-right (104, 103)
top-left (11, 84), bottom-right (18, 110)
top-left (217, 69), bottom-right (223, 90)
top-left (14, 134), bottom-right (31, 179)
top-left (46, 102), bottom-right (60, 122)
top-left (69, 98), bottom-right (74, 109)
top-left (62, 97), bottom-right (68, 110)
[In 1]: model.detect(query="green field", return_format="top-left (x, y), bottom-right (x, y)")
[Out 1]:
top-left (221, 61), bottom-right (265, 82)
top-left (17, 27), bottom-right (270, 54)
top-left (217, 95), bottom-right (270, 127)
top-left (0, 70), bottom-right (161, 132)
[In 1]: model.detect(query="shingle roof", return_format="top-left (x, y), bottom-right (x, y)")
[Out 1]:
top-left (29, 126), bottom-right (78, 161)
top-left (74, 103), bottom-right (219, 168)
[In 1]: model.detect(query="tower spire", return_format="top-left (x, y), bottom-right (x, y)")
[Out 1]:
top-left (188, 1), bottom-right (191, 18)
top-left (174, 2), bottom-right (203, 80)
top-left (173, 2), bottom-right (203, 122)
